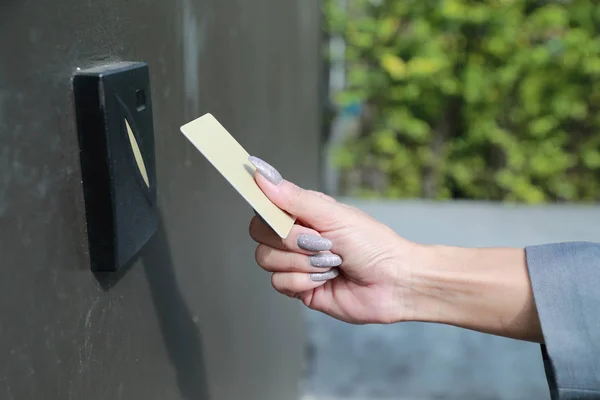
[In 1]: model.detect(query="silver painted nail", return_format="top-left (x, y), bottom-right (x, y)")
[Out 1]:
top-left (310, 269), bottom-right (339, 282)
top-left (248, 156), bottom-right (283, 185)
top-left (310, 253), bottom-right (342, 268)
top-left (298, 234), bottom-right (332, 252)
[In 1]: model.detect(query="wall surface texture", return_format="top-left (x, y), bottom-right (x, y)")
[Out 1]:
top-left (0, 1), bottom-right (322, 399)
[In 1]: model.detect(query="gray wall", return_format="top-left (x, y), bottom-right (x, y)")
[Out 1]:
top-left (0, 1), bottom-right (321, 399)
top-left (304, 200), bottom-right (600, 400)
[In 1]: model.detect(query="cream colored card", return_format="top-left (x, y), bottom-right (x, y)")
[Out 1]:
top-left (180, 113), bottom-right (295, 238)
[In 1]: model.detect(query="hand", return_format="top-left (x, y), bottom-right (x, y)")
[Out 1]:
top-left (247, 157), bottom-right (542, 342)
top-left (248, 156), bottom-right (422, 324)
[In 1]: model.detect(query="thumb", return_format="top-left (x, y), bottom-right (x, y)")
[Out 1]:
top-left (249, 156), bottom-right (342, 230)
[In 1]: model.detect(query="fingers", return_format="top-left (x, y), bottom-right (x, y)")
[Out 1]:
top-left (257, 175), bottom-right (341, 230)
top-left (247, 156), bottom-right (344, 298)
top-left (248, 156), bottom-right (346, 230)
top-left (249, 216), bottom-right (333, 254)
top-left (271, 270), bottom-right (339, 297)
top-left (305, 190), bottom-right (337, 203)
top-left (255, 244), bottom-right (342, 273)
top-left (250, 214), bottom-right (342, 298)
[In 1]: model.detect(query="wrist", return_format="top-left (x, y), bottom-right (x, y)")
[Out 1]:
top-left (403, 244), bottom-right (542, 342)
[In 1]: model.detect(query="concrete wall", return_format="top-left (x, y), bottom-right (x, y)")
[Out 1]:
top-left (0, 1), bottom-right (321, 399)
top-left (304, 200), bottom-right (600, 400)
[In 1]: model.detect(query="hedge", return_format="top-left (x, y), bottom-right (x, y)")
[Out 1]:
top-left (325, 0), bottom-right (600, 203)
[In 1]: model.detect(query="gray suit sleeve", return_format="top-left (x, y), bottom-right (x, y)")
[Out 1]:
top-left (526, 242), bottom-right (600, 400)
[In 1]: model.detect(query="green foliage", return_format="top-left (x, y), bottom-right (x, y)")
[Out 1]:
top-left (325, 0), bottom-right (600, 203)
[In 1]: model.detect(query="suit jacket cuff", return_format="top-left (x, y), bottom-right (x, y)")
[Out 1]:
top-left (526, 242), bottom-right (600, 399)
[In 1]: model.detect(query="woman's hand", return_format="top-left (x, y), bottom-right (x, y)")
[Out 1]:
top-left (247, 156), bottom-right (543, 342)
top-left (248, 156), bottom-right (424, 324)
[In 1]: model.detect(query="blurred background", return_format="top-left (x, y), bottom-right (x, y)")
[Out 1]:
top-left (2, 0), bottom-right (599, 399)
top-left (322, 0), bottom-right (600, 203)
top-left (304, 1), bottom-right (600, 400)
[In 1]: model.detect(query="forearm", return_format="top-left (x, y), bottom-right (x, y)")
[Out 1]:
top-left (409, 244), bottom-right (543, 343)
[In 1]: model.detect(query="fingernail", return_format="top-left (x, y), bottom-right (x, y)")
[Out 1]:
top-left (310, 268), bottom-right (339, 282)
top-left (310, 253), bottom-right (342, 268)
top-left (253, 209), bottom-right (267, 224)
top-left (298, 234), bottom-right (332, 252)
top-left (248, 156), bottom-right (283, 185)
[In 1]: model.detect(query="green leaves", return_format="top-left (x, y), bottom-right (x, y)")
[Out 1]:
top-left (325, 0), bottom-right (600, 203)
top-left (380, 53), bottom-right (407, 80)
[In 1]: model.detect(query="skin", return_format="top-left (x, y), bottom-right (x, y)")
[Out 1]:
top-left (249, 165), bottom-right (544, 343)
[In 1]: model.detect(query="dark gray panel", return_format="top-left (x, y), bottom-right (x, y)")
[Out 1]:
top-left (0, 0), bottom-right (321, 399)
